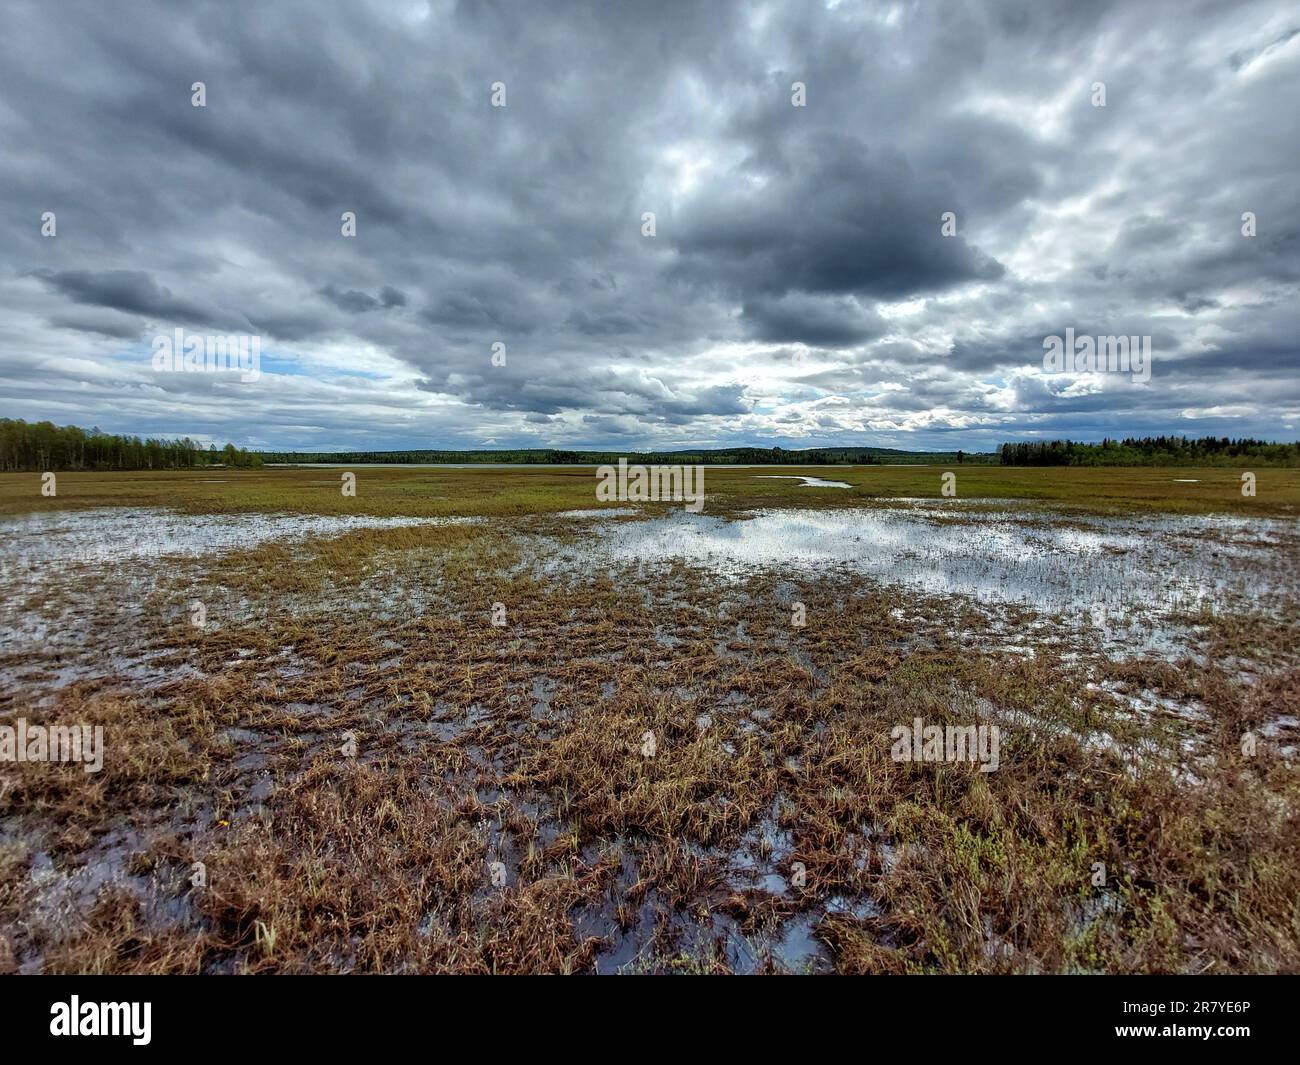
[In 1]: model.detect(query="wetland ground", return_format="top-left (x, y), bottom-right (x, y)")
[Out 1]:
top-left (1, 464), bottom-right (1298, 973)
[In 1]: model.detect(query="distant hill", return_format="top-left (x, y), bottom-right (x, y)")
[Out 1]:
top-left (258, 445), bottom-right (997, 466)
top-left (1, 418), bottom-right (998, 471)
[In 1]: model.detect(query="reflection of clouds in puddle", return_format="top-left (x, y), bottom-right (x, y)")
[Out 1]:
top-left (546, 506), bottom-right (1298, 631)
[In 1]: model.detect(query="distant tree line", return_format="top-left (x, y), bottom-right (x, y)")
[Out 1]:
top-left (0, 419), bottom-right (262, 471)
top-left (999, 436), bottom-right (1300, 467)
top-left (1, 418), bottom-right (1008, 470)
top-left (258, 445), bottom-right (998, 466)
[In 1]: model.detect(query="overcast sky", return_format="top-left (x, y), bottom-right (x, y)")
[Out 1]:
top-left (2, 0), bottom-right (1298, 453)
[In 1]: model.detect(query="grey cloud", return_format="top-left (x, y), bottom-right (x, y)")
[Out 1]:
top-left (0, 0), bottom-right (1296, 451)
top-left (48, 308), bottom-right (146, 340)
top-left (32, 269), bottom-right (239, 330)
top-left (741, 293), bottom-right (884, 347)
top-left (319, 285), bottom-right (381, 313)
top-left (673, 133), bottom-right (1005, 302)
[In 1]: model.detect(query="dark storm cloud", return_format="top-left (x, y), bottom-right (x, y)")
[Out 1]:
top-left (31, 269), bottom-right (243, 330)
top-left (0, 0), bottom-right (1297, 450)
top-left (673, 134), bottom-right (1005, 300)
top-left (319, 284), bottom-right (381, 313)
top-left (741, 293), bottom-right (884, 347)
top-left (421, 286), bottom-right (541, 335)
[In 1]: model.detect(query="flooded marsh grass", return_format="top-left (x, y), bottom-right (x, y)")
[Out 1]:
top-left (0, 467), bottom-right (1298, 973)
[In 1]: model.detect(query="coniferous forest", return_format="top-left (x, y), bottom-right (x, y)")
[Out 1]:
top-left (0, 419), bottom-right (262, 471)
top-left (997, 436), bottom-right (1300, 467)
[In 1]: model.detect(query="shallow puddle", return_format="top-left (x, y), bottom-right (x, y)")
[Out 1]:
top-left (0, 508), bottom-right (475, 566)
top-left (555, 507), bottom-right (640, 519)
top-left (755, 475), bottom-right (852, 488)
